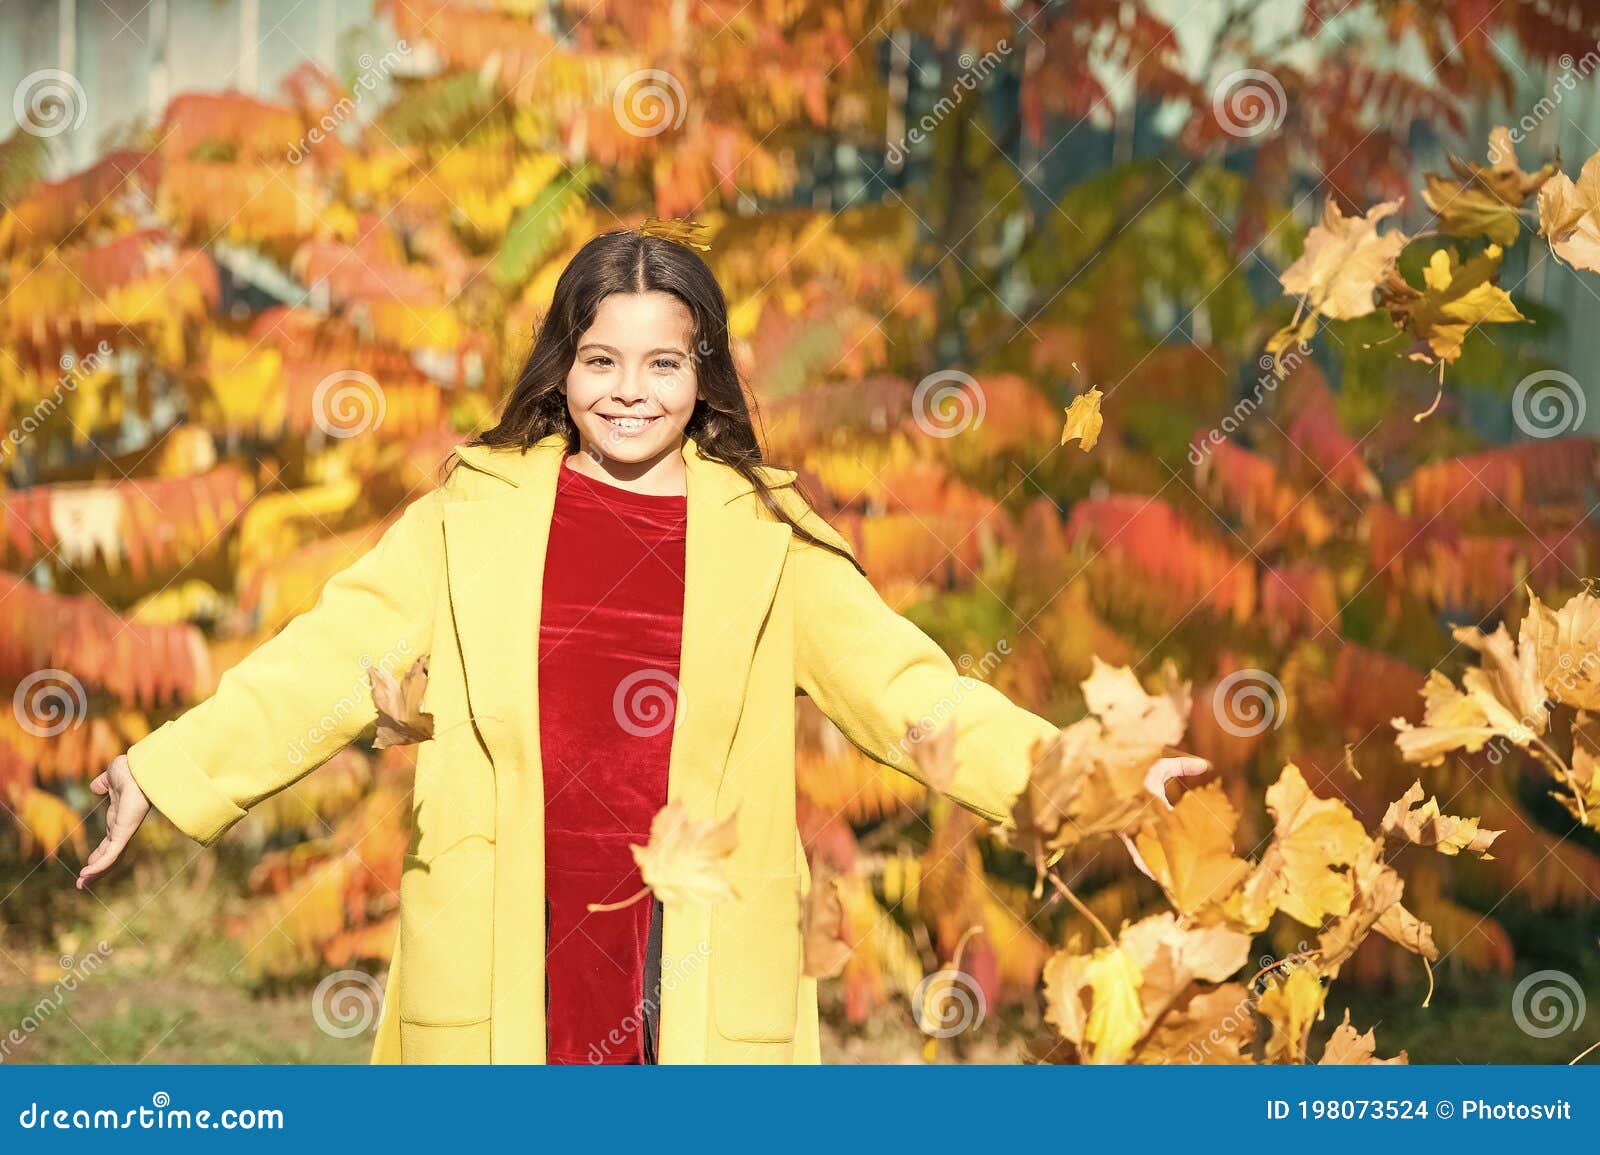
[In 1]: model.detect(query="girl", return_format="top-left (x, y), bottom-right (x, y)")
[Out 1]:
top-left (75, 224), bottom-right (1198, 1064)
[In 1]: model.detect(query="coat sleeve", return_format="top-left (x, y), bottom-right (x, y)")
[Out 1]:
top-left (785, 496), bottom-right (1058, 826)
top-left (124, 488), bottom-right (446, 846)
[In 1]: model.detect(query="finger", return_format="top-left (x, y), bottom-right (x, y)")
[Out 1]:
top-left (76, 839), bottom-right (112, 888)
top-left (89, 771), bottom-right (110, 795)
top-left (87, 833), bottom-right (126, 873)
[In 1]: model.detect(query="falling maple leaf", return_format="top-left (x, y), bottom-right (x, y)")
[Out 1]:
top-left (1382, 780), bottom-right (1503, 858)
top-left (1319, 1009), bottom-right (1408, 1064)
top-left (628, 801), bottom-right (740, 906)
top-left (1280, 198), bottom-right (1408, 320)
top-left (369, 654), bottom-right (434, 748)
top-left (1538, 151), bottom-right (1600, 272)
top-left (1060, 386), bottom-right (1104, 452)
top-left (1133, 781), bottom-right (1252, 918)
top-left (1423, 125), bottom-right (1559, 246)
top-left (1381, 245), bottom-right (1527, 368)
top-left (801, 872), bottom-right (852, 979)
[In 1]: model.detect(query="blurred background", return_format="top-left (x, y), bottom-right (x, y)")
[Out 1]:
top-left (2, 0), bottom-right (1600, 1064)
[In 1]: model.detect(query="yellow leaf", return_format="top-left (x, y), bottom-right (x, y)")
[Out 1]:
top-left (1383, 245), bottom-right (1526, 365)
top-left (1082, 946), bottom-right (1144, 1064)
top-left (1133, 782), bottom-right (1253, 918)
top-left (1060, 386), bottom-right (1104, 452)
top-left (1381, 780), bottom-right (1503, 858)
top-left (1257, 965), bottom-right (1326, 1063)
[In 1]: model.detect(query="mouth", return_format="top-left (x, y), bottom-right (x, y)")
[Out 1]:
top-left (600, 414), bottom-right (662, 434)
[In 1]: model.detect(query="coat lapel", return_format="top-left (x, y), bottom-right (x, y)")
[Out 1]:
top-left (441, 432), bottom-right (793, 1061)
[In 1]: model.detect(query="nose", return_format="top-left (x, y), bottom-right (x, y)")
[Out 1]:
top-left (611, 361), bottom-right (654, 405)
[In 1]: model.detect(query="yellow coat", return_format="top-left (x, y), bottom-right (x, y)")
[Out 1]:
top-left (125, 432), bottom-right (1058, 1063)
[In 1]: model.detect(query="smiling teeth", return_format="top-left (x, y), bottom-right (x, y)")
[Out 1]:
top-left (606, 416), bottom-right (654, 430)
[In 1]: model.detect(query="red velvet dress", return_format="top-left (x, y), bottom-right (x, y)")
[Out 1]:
top-left (538, 455), bottom-right (687, 1064)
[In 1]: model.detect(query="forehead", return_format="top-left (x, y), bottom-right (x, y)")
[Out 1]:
top-left (585, 291), bottom-right (694, 342)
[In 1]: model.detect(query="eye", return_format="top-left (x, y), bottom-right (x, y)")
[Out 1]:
top-left (653, 358), bottom-right (682, 371)
top-left (586, 355), bottom-right (613, 368)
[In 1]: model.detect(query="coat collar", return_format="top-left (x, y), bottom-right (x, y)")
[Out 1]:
top-left (438, 432), bottom-right (794, 1061)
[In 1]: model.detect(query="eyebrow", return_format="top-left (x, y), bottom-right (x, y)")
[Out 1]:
top-left (576, 343), bottom-right (688, 356)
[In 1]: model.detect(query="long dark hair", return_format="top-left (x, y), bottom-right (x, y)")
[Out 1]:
top-left (454, 226), bottom-right (860, 570)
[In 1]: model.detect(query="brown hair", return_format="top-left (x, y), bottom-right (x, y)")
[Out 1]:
top-left (453, 226), bottom-right (860, 570)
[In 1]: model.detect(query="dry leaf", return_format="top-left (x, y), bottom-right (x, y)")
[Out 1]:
top-left (1423, 126), bottom-right (1559, 245)
top-left (1381, 779), bottom-right (1503, 858)
top-left (1133, 781), bottom-right (1252, 918)
top-left (1538, 151), bottom-right (1600, 272)
top-left (1320, 1008), bottom-right (1408, 1064)
top-left (369, 654), bottom-right (433, 748)
top-left (1280, 198), bottom-right (1408, 320)
top-left (801, 873), bottom-right (852, 979)
top-left (630, 801), bottom-right (740, 906)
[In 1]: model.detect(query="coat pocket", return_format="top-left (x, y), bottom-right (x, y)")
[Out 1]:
top-left (711, 871), bottom-right (803, 1043)
top-left (398, 836), bottom-right (495, 1027)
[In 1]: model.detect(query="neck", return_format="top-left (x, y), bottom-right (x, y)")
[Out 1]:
top-left (568, 437), bottom-right (689, 496)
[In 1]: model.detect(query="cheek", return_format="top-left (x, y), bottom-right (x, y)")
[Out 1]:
top-left (565, 371), bottom-right (604, 412)
top-left (657, 375), bottom-right (698, 418)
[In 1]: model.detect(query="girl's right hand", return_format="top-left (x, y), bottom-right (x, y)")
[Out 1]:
top-left (76, 753), bottom-right (151, 890)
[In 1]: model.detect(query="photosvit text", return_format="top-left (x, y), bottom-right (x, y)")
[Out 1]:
top-left (1265, 1098), bottom-right (1574, 1121)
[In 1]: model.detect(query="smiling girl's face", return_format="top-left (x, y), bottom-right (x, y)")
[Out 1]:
top-left (564, 290), bottom-right (699, 481)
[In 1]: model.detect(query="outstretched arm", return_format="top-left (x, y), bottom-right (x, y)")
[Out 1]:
top-left (787, 503), bottom-right (1056, 826)
top-left (105, 489), bottom-right (446, 856)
